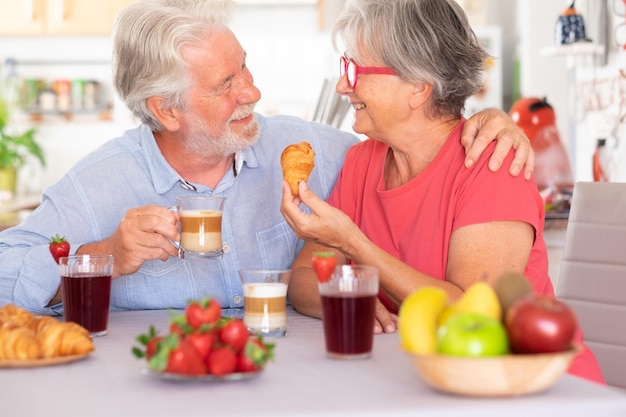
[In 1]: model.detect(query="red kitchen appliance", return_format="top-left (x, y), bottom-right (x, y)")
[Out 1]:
top-left (509, 97), bottom-right (574, 213)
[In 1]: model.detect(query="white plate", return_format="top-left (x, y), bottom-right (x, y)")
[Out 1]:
top-left (141, 367), bottom-right (262, 382)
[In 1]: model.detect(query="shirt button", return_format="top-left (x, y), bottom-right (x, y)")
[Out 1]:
top-left (223, 244), bottom-right (231, 253)
top-left (233, 295), bottom-right (241, 304)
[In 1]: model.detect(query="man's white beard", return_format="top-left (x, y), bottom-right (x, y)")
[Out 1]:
top-left (185, 104), bottom-right (260, 158)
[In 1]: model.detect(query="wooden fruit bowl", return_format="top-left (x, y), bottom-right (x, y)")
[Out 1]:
top-left (404, 345), bottom-right (580, 397)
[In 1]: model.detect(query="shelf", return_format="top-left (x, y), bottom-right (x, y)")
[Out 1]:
top-left (541, 43), bottom-right (605, 57)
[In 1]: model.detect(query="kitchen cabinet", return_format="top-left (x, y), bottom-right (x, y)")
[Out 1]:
top-left (0, 0), bottom-right (135, 36)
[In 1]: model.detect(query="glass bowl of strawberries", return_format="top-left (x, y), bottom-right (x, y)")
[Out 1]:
top-left (133, 298), bottom-right (274, 381)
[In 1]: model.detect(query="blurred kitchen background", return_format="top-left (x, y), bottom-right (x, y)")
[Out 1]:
top-left (0, 0), bottom-right (625, 202)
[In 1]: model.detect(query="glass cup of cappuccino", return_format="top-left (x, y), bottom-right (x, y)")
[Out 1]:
top-left (238, 269), bottom-right (291, 337)
top-left (174, 196), bottom-right (225, 259)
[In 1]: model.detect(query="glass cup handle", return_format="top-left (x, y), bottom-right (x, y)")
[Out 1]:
top-left (167, 206), bottom-right (184, 258)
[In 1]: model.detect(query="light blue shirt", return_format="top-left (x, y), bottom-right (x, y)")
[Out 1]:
top-left (0, 114), bottom-right (358, 315)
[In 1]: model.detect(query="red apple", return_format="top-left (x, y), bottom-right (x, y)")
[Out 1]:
top-left (505, 295), bottom-right (577, 354)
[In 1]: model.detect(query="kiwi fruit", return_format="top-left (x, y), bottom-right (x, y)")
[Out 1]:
top-left (493, 272), bottom-right (534, 319)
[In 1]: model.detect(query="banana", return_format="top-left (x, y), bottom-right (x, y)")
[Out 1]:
top-left (398, 287), bottom-right (448, 355)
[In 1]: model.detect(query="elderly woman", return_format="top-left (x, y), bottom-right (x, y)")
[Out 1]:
top-left (280, 0), bottom-right (604, 384)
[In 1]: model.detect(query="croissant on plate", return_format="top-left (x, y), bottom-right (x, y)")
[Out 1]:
top-left (280, 141), bottom-right (315, 196)
top-left (39, 321), bottom-right (94, 358)
top-left (0, 324), bottom-right (41, 360)
top-left (0, 304), bottom-right (94, 360)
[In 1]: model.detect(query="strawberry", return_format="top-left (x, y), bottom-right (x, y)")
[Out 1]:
top-left (206, 346), bottom-right (237, 376)
top-left (218, 318), bottom-right (249, 352)
top-left (312, 251), bottom-right (337, 283)
top-left (49, 234), bottom-right (70, 264)
top-left (149, 334), bottom-right (206, 376)
top-left (185, 298), bottom-right (221, 330)
top-left (169, 322), bottom-right (186, 336)
top-left (132, 326), bottom-right (162, 360)
top-left (235, 335), bottom-right (275, 373)
top-left (165, 339), bottom-right (207, 376)
top-left (145, 336), bottom-right (163, 360)
top-left (185, 331), bottom-right (215, 360)
top-left (168, 310), bottom-right (193, 335)
top-left (235, 351), bottom-right (259, 373)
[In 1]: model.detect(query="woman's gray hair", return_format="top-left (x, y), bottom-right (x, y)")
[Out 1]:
top-left (112, 0), bottom-right (235, 131)
top-left (332, 0), bottom-right (489, 118)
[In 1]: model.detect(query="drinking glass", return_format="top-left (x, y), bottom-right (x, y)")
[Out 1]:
top-left (239, 269), bottom-right (291, 337)
top-left (319, 264), bottom-right (379, 359)
top-left (59, 254), bottom-right (113, 337)
top-left (174, 196), bottom-right (225, 259)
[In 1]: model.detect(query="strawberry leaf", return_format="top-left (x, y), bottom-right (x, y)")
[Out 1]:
top-left (49, 234), bottom-right (67, 244)
top-left (148, 333), bottom-right (179, 372)
top-left (132, 346), bottom-right (146, 359)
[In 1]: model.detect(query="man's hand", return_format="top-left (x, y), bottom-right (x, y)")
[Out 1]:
top-left (462, 108), bottom-right (535, 180)
top-left (78, 205), bottom-right (180, 278)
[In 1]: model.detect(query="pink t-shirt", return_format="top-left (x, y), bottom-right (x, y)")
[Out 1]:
top-left (328, 121), bottom-right (550, 294)
top-left (327, 120), bottom-right (605, 384)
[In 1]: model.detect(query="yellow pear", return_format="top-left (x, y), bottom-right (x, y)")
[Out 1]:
top-left (438, 281), bottom-right (501, 326)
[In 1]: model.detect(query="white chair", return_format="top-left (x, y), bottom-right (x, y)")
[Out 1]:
top-left (311, 77), bottom-right (351, 128)
top-left (556, 181), bottom-right (626, 389)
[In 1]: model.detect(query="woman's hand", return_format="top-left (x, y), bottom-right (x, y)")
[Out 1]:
top-left (374, 301), bottom-right (398, 334)
top-left (462, 108), bottom-right (535, 180)
top-left (280, 181), bottom-right (359, 250)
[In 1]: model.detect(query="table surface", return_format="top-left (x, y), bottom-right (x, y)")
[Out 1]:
top-left (1, 309), bottom-right (625, 417)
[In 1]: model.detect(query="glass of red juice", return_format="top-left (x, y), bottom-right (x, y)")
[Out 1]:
top-left (319, 265), bottom-right (378, 359)
top-left (59, 254), bottom-right (113, 337)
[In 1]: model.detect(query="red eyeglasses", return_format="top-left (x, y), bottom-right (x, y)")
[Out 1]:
top-left (340, 56), bottom-right (397, 88)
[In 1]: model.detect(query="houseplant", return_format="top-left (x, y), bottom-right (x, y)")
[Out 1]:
top-left (0, 99), bottom-right (46, 200)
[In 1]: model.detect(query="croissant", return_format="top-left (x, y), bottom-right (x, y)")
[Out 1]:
top-left (39, 321), bottom-right (94, 358)
top-left (0, 304), bottom-right (94, 360)
top-left (0, 304), bottom-right (34, 327)
top-left (26, 315), bottom-right (59, 336)
top-left (280, 141), bottom-right (315, 196)
top-left (0, 325), bottom-right (41, 360)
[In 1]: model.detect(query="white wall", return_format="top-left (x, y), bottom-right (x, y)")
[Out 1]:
top-left (231, 3), bottom-right (337, 119)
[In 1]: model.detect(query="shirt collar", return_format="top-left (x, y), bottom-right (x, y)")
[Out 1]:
top-left (140, 125), bottom-right (257, 194)
top-left (234, 150), bottom-right (244, 176)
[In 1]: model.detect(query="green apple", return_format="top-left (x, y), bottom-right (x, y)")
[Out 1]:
top-left (437, 312), bottom-right (509, 357)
